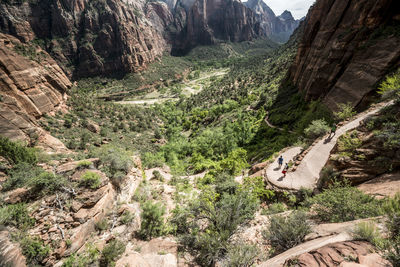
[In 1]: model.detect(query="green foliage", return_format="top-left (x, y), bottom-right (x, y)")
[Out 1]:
top-left (100, 239), bottom-right (125, 267)
top-left (0, 137), bottom-right (37, 164)
top-left (219, 148), bottom-right (249, 175)
top-left (95, 219), bottom-right (108, 232)
top-left (20, 236), bottom-right (51, 265)
top-left (90, 145), bottom-right (133, 176)
top-left (303, 181), bottom-right (383, 222)
top-left (304, 119), bottom-right (330, 139)
top-left (79, 171), bottom-right (102, 189)
top-left (262, 202), bottom-right (287, 215)
top-left (378, 68), bottom-right (400, 99)
top-left (264, 211), bottom-right (311, 254)
top-left (223, 243), bottom-right (260, 267)
top-left (120, 210), bottom-right (134, 225)
top-left (2, 162), bottom-right (44, 191)
top-left (0, 203), bottom-right (35, 228)
top-left (242, 176), bottom-right (275, 201)
top-left (337, 132), bottom-right (362, 155)
top-left (178, 188), bottom-right (258, 265)
top-left (28, 172), bottom-right (66, 196)
top-left (352, 222), bottom-right (384, 249)
top-left (152, 170), bottom-right (164, 182)
top-left (139, 201), bottom-right (166, 240)
top-left (77, 160), bottom-right (92, 168)
top-left (334, 103), bottom-right (356, 121)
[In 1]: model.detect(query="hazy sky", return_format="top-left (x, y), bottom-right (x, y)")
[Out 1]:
top-left (264, 0), bottom-right (315, 19)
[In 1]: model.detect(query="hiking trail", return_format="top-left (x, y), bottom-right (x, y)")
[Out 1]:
top-left (265, 101), bottom-right (393, 190)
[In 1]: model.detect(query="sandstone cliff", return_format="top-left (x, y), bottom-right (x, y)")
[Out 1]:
top-left (170, 0), bottom-right (264, 54)
top-left (244, 0), bottom-right (300, 43)
top-left (288, 0), bottom-right (400, 111)
top-left (0, 33), bottom-right (71, 143)
top-left (0, 0), bottom-right (168, 78)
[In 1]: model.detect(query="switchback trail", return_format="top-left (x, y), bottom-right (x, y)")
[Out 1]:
top-left (265, 101), bottom-right (393, 190)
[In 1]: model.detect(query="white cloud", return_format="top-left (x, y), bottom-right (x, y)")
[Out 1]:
top-left (264, 0), bottom-right (315, 19)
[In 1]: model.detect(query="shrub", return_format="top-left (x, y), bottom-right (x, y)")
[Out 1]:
top-left (100, 239), bottom-right (125, 267)
top-left (242, 176), bottom-right (275, 201)
top-left (20, 236), bottom-right (51, 265)
top-left (352, 221), bottom-right (384, 249)
top-left (223, 243), bottom-right (259, 267)
top-left (0, 137), bottom-right (37, 164)
top-left (79, 171), bottom-right (102, 189)
top-left (264, 211), bottom-right (311, 253)
top-left (33, 171), bottom-right (62, 189)
top-left (95, 219), bottom-right (108, 232)
top-left (120, 211), bottom-right (134, 225)
top-left (77, 160), bottom-right (92, 168)
top-left (262, 202), bottom-right (287, 215)
top-left (139, 201), bottom-right (166, 240)
top-left (378, 68), bottom-right (400, 99)
top-left (90, 145), bottom-right (133, 175)
top-left (303, 181), bottom-right (383, 222)
top-left (2, 162), bottom-right (44, 191)
top-left (0, 203), bottom-right (35, 228)
top-left (334, 103), bottom-right (356, 121)
top-left (337, 132), bottom-right (362, 154)
top-left (219, 148), bottom-right (249, 175)
top-left (304, 119), bottom-right (330, 139)
top-left (152, 170), bottom-right (164, 182)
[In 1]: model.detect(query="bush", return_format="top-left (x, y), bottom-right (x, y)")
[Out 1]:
top-left (95, 219), bottom-right (108, 232)
top-left (334, 103), bottom-right (356, 121)
top-left (352, 222), bottom-right (384, 249)
top-left (20, 236), bottom-right (51, 265)
top-left (2, 162), bottom-right (44, 191)
top-left (378, 68), bottom-right (400, 99)
top-left (304, 119), bottom-right (330, 139)
top-left (262, 202), bottom-right (287, 215)
top-left (100, 239), bottom-right (125, 267)
top-left (90, 145), bottom-right (133, 175)
top-left (139, 201), bottom-right (166, 240)
top-left (120, 210), bottom-right (134, 225)
top-left (303, 181), bottom-right (383, 223)
top-left (77, 160), bottom-right (92, 168)
top-left (30, 174), bottom-right (66, 200)
top-left (79, 171), bottom-right (102, 189)
top-left (223, 243), bottom-right (259, 267)
top-left (152, 170), bottom-right (164, 182)
top-left (0, 137), bottom-right (37, 164)
top-left (264, 211), bottom-right (311, 253)
top-left (0, 203), bottom-right (35, 228)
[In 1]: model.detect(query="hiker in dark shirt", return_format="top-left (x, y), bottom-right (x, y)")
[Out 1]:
top-left (278, 155), bottom-right (283, 168)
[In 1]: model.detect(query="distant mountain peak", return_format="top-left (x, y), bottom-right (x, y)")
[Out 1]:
top-left (279, 10), bottom-right (295, 21)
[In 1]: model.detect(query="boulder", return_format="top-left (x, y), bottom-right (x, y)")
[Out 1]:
top-left (87, 120), bottom-right (100, 133)
top-left (4, 187), bottom-right (29, 204)
top-left (0, 230), bottom-right (27, 267)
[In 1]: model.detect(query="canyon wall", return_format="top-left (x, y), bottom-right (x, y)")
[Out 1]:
top-left (288, 0), bottom-right (400, 110)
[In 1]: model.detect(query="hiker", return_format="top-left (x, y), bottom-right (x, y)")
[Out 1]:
top-left (329, 123), bottom-right (337, 138)
top-left (282, 163), bottom-right (289, 177)
top-left (278, 155), bottom-right (283, 168)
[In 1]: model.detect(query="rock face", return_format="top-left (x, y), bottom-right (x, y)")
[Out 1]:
top-left (0, 230), bottom-right (27, 267)
top-left (284, 241), bottom-right (391, 267)
top-left (0, 0), bottom-right (167, 78)
top-left (289, 0), bottom-right (400, 110)
top-left (244, 0), bottom-right (300, 43)
top-left (0, 33), bottom-right (71, 142)
top-left (170, 0), bottom-right (263, 54)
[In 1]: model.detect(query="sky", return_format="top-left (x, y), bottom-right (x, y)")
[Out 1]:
top-left (264, 0), bottom-right (315, 19)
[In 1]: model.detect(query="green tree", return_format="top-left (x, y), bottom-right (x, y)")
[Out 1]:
top-left (139, 201), bottom-right (166, 240)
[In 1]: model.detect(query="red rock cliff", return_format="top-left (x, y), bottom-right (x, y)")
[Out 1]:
top-left (289, 0), bottom-right (400, 110)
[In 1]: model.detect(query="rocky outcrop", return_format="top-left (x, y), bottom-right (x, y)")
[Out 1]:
top-left (0, 230), bottom-right (27, 267)
top-left (0, 0), bottom-right (167, 78)
top-left (0, 33), bottom-right (71, 142)
top-left (284, 241), bottom-right (391, 267)
top-left (289, 0), bottom-right (400, 110)
top-left (244, 0), bottom-right (300, 43)
top-left (171, 0), bottom-right (263, 54)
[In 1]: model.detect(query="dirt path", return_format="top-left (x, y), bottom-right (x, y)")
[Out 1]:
top-left (264, 112), bottom-right (295, 134)
top-left (182, 69), bottom-right (228, 96)
top-left (116, 98), bottom-right (175, 105)
top-left (265, 101), bottom-right (393, 190)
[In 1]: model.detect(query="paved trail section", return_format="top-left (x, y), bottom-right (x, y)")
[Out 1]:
top-left (266, 102), bottom-right (393, 190)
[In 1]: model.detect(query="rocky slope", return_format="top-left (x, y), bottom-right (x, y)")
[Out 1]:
top-left (0, 0), bottom-right (168, 78)
top-left (288, 0), bottom-right (400, 110)
top-left (0, 33), bottom-right (71, 145)
top-left (244, 0), bottom-right (300, 43)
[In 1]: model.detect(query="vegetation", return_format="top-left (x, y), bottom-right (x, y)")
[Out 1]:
top-left (139, 201), bottom-right (166, 240)
top-left (0, 203), bottom-right (35, 228)
top-left (79, 171), bottom-right (102, 189)
top-left (303, 181), bottom-right (383, 222)
top-left (223, 243), bottom-right (260, 267)
top-left (20, 235), bottom-right (51, 266)
top-left (334, 103), bottom-right (356, 121)
top-left (264, 211), bottom-right (311, 254)
top-left (304, 119), bottom-right (330, 139)
top-left (100, 239), bottom-right (125, 267)
top-left (0, 137), bottom-right (37, 164)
